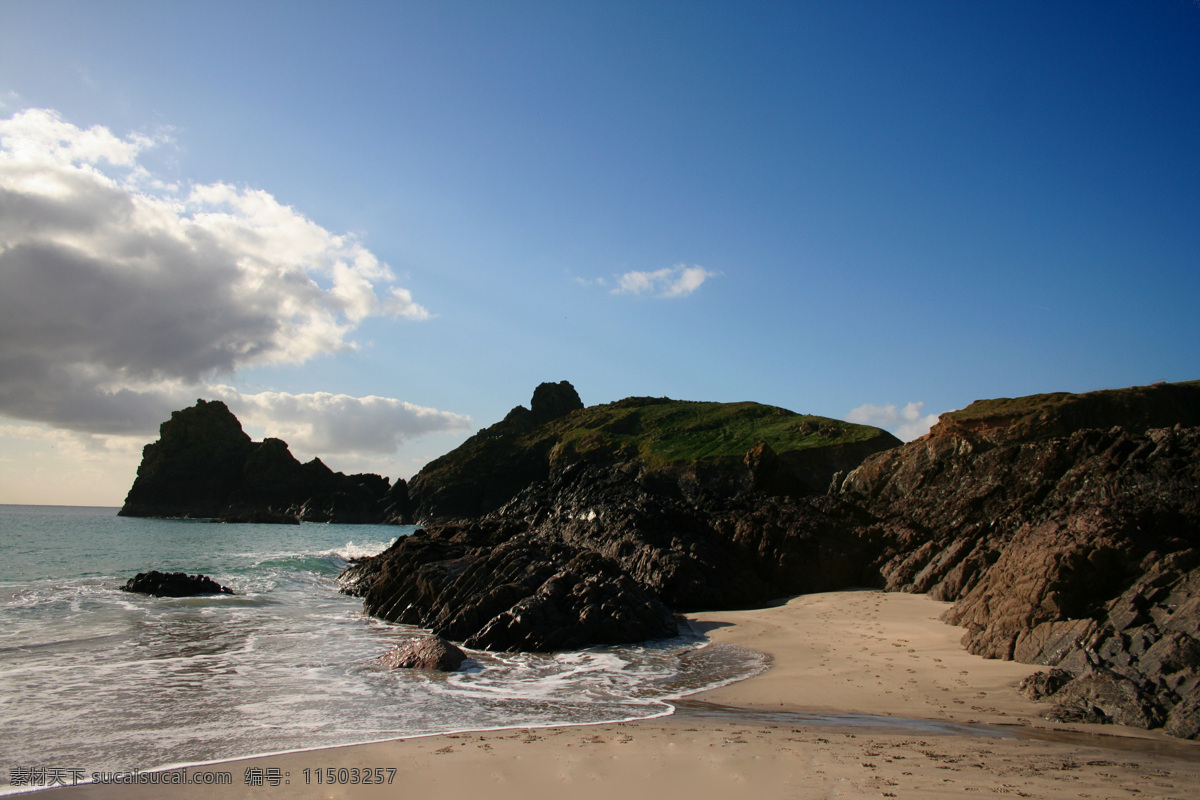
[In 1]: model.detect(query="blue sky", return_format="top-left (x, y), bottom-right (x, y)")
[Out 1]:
top-left (1, 1), bottom-right (1197, 505)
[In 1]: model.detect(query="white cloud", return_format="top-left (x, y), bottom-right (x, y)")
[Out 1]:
top-left (215, 388), bottom-right (471, 457)
top-left (847, 400), bottom-right (942, 441)
top-left (610, 264), bottom-right (717, 298)
top-left (0, 108), bottom-right (449, 443)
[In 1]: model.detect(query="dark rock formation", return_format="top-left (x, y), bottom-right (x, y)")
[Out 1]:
top-left (119, 400), bottom-right (254, 520)
top-left (401, 381), bottom-right (586, 523)
top-left (343, 379), bottom-right (1200, 739)
top-left (530, 380), bottom-right (585, 425)
top-left (838, 380), bottom-right (1200, 737)
top-left (120, 400), bottom-right (393, 523)
top-left (121, 570), bottom-right (234, 597)
top-left (341, 493), bottom-right (683, 651)
top-left (379, 635), bottom-right (467, 671)
top-left (341, 457), bottom-right (881, 652)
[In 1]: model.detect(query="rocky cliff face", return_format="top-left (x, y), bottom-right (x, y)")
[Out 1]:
top-left (839, 380), bottom-right (1200, 737)
top-left (120, 399), bottom-right (394, 523)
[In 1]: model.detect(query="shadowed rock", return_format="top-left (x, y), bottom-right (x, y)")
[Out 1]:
top-left (121, 570), bottom-right (234, 597)
top-left (119, 399), bottom-right (393, 523)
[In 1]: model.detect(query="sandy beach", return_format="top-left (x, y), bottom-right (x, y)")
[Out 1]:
top-left (32, 590), bottom-right (1200, 800)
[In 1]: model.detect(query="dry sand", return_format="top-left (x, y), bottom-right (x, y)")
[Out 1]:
top-left (33, 590), bottom-right (1200, 799)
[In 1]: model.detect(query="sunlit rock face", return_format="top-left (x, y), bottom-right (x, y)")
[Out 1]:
top-left (839, 380), bottom-right (1200, 737)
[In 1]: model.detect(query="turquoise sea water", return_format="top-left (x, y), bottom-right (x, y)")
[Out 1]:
top-left (0, 505), bottom-right (763, 792)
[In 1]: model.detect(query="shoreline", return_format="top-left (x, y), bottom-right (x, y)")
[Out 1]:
top-left (26, 590), bottom-right (1200, 799)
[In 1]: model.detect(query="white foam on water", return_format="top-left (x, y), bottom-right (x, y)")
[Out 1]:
top-left (1, 511), bottom-right (766, 791)
top-left (328, 538), bottom-right (397, 560)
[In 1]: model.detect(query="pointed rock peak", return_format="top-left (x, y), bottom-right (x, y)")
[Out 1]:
top-left (530, 380), bottom-right (584, 425)
top-left (159, 398), bottom-right (251, 450)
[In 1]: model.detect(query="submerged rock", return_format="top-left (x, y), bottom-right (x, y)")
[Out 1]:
top-left (121, 570), bottom-right (234, 597)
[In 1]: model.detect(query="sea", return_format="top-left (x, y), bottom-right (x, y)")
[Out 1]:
top-left (0, 505), bottom-right (766, 793)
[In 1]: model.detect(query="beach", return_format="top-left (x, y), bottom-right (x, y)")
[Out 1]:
top-left (25, 588), bottom-right (1200, 800)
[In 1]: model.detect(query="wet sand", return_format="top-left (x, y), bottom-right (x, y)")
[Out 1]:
top-left (32, 590), bottom-right (1200, 800)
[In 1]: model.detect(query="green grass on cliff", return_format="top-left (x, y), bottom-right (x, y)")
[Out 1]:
top-left (945, 380), bottom-right (1200, 422)
top-left (940, 380), bottom-right (1200, 439)
top-left (528, 397), bottom-right (891, 467)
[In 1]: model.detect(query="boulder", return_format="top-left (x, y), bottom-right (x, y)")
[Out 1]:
top-left (121, 571), bottom-right (234, 597)
top-left (1019, 668), bottom-right (1075, 700)
top-left (379, 635), bottom-right (467, 672)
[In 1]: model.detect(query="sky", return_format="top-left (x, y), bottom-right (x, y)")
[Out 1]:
top-left (0, 1), bottom-right (1197, 506)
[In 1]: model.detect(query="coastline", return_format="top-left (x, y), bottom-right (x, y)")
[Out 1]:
top-left (29, 590), bottom-right (1200, 799)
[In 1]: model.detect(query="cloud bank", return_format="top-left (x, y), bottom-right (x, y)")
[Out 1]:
top-left (0, 108), bottom-right (463, 455)
top-left (847, 401), bottom-right (942, 442)
top-left (217, 389), bottom-right (470, 457)
top-left (611, 264), bottom-right (716, 298)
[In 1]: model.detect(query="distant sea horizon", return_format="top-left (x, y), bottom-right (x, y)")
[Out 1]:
top-left (0, 504), bottom-right (763, 793)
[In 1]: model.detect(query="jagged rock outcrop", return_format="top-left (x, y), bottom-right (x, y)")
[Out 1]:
top-left (343, 383), bottom-right (899, 652)
top-left (120, 399), bottom-right (393, 523)
top-left (342, 459), bottom-right (882, 652)
top-left (839, 380), bottom-right (1200, 737)
top-left (530, 380), bottom-right (586, 424)
top-left (379, 635), bottom-right (468, 671)
top-left (121, 571), bottom-right (234, 597)
top-left (341, 497), bottom-right (682, 651)
top-left (119, 400), bottom-right (255, 519)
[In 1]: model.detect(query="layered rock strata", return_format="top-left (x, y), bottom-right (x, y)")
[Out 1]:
top-left (838, 381), bottom-right (1200, 737)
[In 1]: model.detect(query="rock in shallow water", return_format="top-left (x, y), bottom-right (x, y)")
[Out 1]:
top-left (121, 570), bottom-right (234, 597)
top-left (380, 635), bottom-right (467, 672)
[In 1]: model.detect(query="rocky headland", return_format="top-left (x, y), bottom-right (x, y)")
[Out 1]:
top-left (341, 379), bottom-right (1200, 739)
top-left (119, 399), bottom-right (403, 523)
